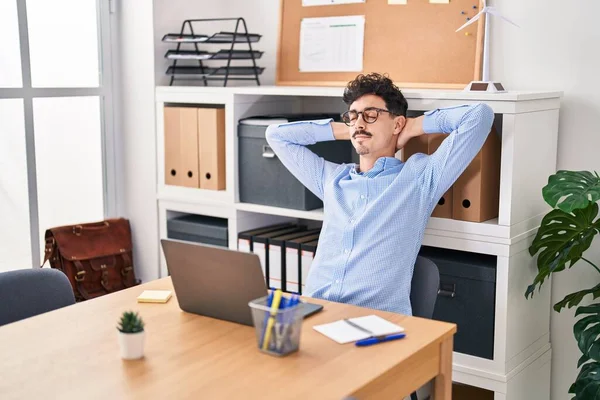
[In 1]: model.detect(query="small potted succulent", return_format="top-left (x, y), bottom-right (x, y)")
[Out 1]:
top-left (117, 311), bottom-right (145, 360)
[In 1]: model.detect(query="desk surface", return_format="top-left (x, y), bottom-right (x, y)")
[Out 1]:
top-left (0, 278), bottom-right (456, 400)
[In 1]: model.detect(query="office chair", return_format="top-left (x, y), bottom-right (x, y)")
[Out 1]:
top-left (0, 268), bottom-right (75, 327)
top-left (410, 256), bottom-right (440, 319)
top-left (409, 256), bottom-right (441, 400)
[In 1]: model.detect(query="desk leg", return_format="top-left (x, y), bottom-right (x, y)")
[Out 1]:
top-left (433, 336), bottom-right (453, 399)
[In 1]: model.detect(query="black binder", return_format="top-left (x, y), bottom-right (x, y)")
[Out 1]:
top-left (269, 229), bottom-right (321, 292)
top-left (253, 226), bottom-right (308, 287)
top-left (237, 223), bottom-right (294, 252)
top-left (299, 240), bottom-right (319, 294)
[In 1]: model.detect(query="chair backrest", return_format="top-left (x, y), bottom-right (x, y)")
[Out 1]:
top-left (410, 256), bottom-right (440, 319)
top-left (0, 268), bottom-right (75, 326)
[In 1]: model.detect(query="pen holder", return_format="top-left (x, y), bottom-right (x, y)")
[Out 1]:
top-left (249, 295), bottom-right (304, 357)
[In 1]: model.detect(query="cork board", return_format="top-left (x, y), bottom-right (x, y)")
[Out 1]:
top-left (276, 0), bottom-right (484, 88)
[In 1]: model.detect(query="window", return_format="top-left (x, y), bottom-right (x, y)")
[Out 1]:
top-left (0, 0), bottom-right (23, 87)
top-left (26, 0), bottom-right (100, 88)
top-left (0, 0), bottom-right (114, 269)
top-left (0, 100), bottom-right (31, 271)
top-left (33, 97), bottom-right (105, 260)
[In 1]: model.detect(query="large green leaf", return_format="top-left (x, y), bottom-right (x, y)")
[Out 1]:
top-left (574, 304), bottom-right (600, 362)
top-left (525, 203), bottom-right (600, 299)
top-left (569, 361), bottom-right (600, 400)
top-left (570, 304), bottom-right (600, 399)
top-left (543, 170), bottom-right (600, 213)
top-left (554, 283), bottom-right (600, 312)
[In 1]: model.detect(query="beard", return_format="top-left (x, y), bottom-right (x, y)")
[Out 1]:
top-left (355, 145), bottom-right (369, 155)
top-left (353, 129), bottom-right (372, 155)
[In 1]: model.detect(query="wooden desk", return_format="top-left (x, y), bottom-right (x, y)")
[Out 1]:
top-left (0, 278), bottom-right (456, 399)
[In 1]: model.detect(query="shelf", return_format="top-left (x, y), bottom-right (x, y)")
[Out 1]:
top-left (235, 203), bottom-right (324, 221)
top-left (166, 66), bottom-right (265, 77)
top-left (153, 86), bottom-right (560, 399)
top-left (162, 31), bottom-right (261, 44)
top-left (234, 202), bottom-right (541, 244)
top-left (165, 49), bottom-right (264, 61)
top-left (157, 184), bottom-right (232, 206)
top-left (156, 85), bottom-right (562, 103)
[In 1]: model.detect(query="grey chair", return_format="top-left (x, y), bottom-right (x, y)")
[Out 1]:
top-left (409, 256), bottom-right (440, 400)
top-left (410, 256), bottom-right (440, 319)
top-left (0, 268), bottom-right (76, 327)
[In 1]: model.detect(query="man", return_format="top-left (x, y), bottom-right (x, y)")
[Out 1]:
top-left (266, 73), bottom-right (494, 315)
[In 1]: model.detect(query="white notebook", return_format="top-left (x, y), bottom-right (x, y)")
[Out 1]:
top-left (313, 315), bottom-right (404, 344)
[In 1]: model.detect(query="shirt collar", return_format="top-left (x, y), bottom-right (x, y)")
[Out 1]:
top-left (351, 157), bottom-right (402, 177)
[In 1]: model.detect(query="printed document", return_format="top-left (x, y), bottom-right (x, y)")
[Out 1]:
top-left (303, 0), bottom-right (365, 6)
top-left (299, 15), bottom-right (365, 72)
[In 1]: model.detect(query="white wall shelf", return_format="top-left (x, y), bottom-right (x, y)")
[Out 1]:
top-left (234, 201), bottom-right (544, 245)
top-left (235, 202), bottom-right (324, 221)
top-left (154, 85), bottom-right (561, 400)
top-left (157, 184), bottom-right (232, 205)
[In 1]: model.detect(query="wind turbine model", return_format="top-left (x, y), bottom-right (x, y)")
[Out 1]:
top-left (456, 0), bottom-right (519, 93)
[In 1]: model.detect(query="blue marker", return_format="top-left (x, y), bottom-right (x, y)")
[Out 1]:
top-left (355, 333), bottom-right (406, 347)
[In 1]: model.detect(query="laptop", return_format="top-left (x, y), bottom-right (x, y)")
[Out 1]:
top-left (161, 239), bottom-right (323, 326)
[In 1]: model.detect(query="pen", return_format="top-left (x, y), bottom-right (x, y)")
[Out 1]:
top-left (262, 289), bottom-right (283, 350)
top-left (259, 291), bottom-right (275, 349)
top-left (277, 294), bottom-right (299, 352)
top-left (355, 333), bottom-right (406, 347)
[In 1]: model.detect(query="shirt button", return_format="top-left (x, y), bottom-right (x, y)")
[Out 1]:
top-left (360, 195), bottom-right (366, 199)
top-left (335, 280), bottom-right (340, 284)
top-left (344, 249), bottom-right (349, 254)
top-left (350, 219), bottom-right (355, 224)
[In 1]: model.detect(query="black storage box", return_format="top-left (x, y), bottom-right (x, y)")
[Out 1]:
top-left (238, 114), bottom-right (357, 211)
top-left (418, 245), bottom-right (497, 360)
top-left (167, 214), bottom-right (228, 248)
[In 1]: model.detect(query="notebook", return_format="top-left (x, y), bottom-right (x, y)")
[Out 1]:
top-left (137, 290), bottom-right (173, 303)
top-left (313, 315), bottom-right (404, 344)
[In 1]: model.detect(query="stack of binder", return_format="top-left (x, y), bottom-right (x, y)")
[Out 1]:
top-left (164, 105), bottom-right (226, 191)
top-left (237, 224), bottom-right (320, 294)
top-left (402, 126), bottom-right (501, 222)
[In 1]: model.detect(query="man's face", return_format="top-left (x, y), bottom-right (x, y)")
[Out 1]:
top-left (346, 94), bottom-right (402, 157)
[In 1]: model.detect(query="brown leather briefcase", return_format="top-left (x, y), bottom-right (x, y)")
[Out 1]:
top-left (42, 218), bottom-right (140, 301)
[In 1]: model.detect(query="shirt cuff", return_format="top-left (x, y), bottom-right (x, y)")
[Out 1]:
top-left (310, 118), bottom-right (336, 142)
top-left (422, 110), bottom-right (439, 134)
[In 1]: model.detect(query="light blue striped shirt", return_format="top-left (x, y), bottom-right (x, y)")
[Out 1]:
top-left (266, 103), bottom-right (494, 315)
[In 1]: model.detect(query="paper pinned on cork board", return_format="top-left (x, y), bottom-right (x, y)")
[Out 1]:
top-left (303, 0), bottom-right (365, 6)
top-left (299, 15), bottom-right (365, 72)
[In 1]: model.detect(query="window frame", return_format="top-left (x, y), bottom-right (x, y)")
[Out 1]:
top-left (0, 0), bottom-right (116, 267)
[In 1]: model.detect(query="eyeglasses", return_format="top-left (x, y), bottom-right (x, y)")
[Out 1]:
top-left (341, 107), bottom-right (396, 126)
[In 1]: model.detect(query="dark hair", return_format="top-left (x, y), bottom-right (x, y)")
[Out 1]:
top-left (342, 73), bottom-right (408, 117)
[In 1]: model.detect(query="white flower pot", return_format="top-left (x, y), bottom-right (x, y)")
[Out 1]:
top-left (118, 331), bottom-right (145, 360)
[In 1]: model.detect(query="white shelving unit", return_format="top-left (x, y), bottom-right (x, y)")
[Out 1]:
top-left (154, 85), bottom-right (561, 400)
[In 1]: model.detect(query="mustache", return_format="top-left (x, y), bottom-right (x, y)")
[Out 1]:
top-left (352, 130), bottom-right (372, 139)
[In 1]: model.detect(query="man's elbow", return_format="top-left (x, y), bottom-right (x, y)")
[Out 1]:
top-left (472, 103), bottom-right (495, 130)
top-left (265, 124), bottom-right (281, 146)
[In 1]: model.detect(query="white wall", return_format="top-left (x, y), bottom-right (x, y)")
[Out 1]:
top-left (115, 1), bottom-right (158, 283)
top-left (153, 0), bottom-right (275, 86)
top-left (119, 0), bottom-right (600, 398)
top-left (490, 1), bottom-right (600, 398)
top-left (154, 0), bottom-right (228, 86)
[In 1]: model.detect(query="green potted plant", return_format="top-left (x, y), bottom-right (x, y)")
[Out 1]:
top-left (525, 170), bottom-right (600, 399)
top-left (117, 311), bottom-right (145, 360)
